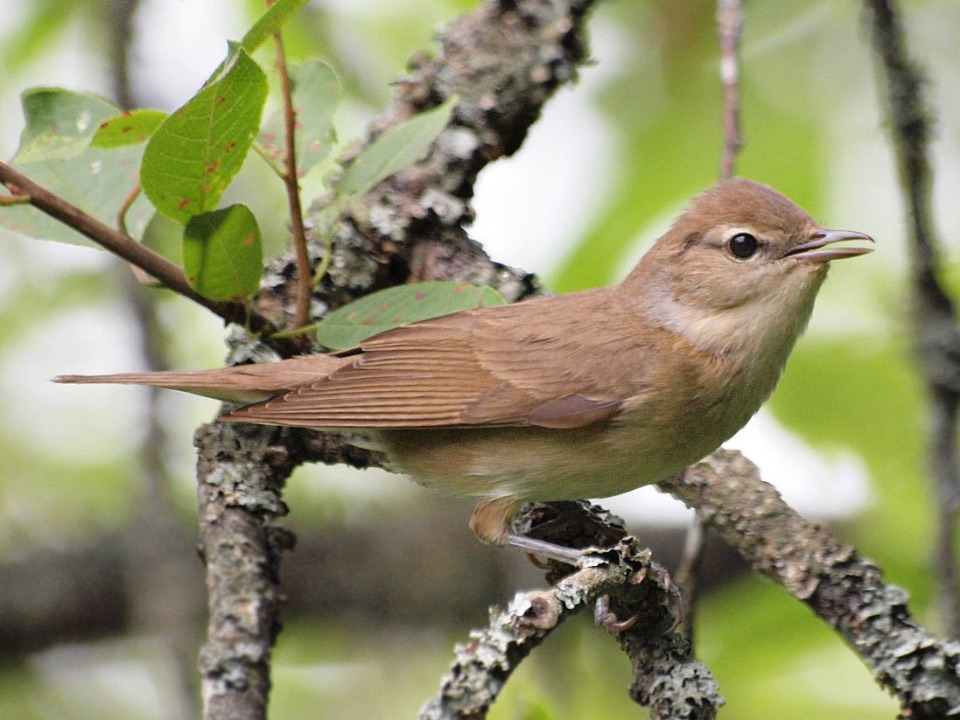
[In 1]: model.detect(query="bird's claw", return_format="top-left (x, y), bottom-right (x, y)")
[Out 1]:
top-left (594, 594), bottom-right (640, 633)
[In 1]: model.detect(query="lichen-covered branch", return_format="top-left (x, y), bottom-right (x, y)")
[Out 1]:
top-left (260, 0), bottom-right (602, 330)
top-left (420, 539), bottom-right (721, 720)
top-left (195, 420), bottom-right (297, 720)
top-left (863, 0), bottom-right (960, 640)
top-left (661, 450), bottom-right (960, 719)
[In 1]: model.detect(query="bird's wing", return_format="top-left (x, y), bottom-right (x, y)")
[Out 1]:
top-left (224, 289), bottom-right (649, 430)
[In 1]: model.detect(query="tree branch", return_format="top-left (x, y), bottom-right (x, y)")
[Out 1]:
top-left (195, 421), bottom-right (297, 720)
top-left (296, 0), bottom-right (597, 303)
top-left (863, 0), bottom-right (960, 639)
top-left (0, 160), bottom-right (272, 332)
top-left (420, 538), bottom-right (721, 720)
top-left (660, 450), bottom-right (960, 719)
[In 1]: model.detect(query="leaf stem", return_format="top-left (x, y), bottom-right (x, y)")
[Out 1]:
top-left (0, 193), bottom-right (30, 206)
top-left (312, 231), bottom-right (335, 288)
top-left (250, 141), bottom-right (288, 180)
top-left (242, 0), bottom-right (309, 54)
top-left (116, 182), bottom-right (142, 236)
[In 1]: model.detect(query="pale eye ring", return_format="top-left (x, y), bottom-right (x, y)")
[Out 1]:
top-left (728, 232), bottom-right (759, 259)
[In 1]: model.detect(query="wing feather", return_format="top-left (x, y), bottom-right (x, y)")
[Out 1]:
top-left (225, 287), bottom-right (652, 429)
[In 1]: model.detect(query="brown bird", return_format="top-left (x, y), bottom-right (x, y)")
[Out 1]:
top-left (57, 179), bottom-right (873, 561)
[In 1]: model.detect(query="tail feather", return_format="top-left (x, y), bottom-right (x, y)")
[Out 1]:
top-left (54, 355), bottom-right (342, 405)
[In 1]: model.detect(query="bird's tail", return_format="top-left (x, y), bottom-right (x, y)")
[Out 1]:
top-left (55, 355), bottom-right (339, 405)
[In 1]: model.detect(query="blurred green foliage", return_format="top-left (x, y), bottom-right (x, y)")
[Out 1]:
top-left (0, 0), bottom-right (956, 718)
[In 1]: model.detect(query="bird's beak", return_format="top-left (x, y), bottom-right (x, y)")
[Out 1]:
top-left (784, 229), bottom-right (874, 263)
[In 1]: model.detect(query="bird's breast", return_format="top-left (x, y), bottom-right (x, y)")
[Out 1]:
top-left (374, 387), bottom-right (745, 503)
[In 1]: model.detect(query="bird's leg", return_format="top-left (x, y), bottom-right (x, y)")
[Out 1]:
top-left (470, 496), bottom-right (584, 565)
top-left (504, 533), bottom-right (583, 565)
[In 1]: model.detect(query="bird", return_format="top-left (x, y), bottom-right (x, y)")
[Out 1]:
top-left (57, 178), bottom-right (873, 561)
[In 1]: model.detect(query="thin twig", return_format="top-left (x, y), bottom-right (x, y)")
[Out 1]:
top-left (864, 0), bottom-right (960, 639)
top-left (0, 160), bottom-right (278, 335)
top-left (673, 513), bottom-right (705, 643)
top-left (673, 0), bottom-right (745, 647)
top-left (717, 0), bottom-right (743, 180)
top-left (271, 22), bottom-right (312, 329)
top-left (122, 269), bottom-right (204, 717)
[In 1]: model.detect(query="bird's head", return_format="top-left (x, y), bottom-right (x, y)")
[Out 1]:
top-left (625, 178), bottom-right (873, 357)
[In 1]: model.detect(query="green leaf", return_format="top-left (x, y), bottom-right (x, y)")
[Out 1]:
top-left (140, 210), bottom-right (183, 264)
top-left (183, 204), bottom-right (263, 302)
top-left (0, 88), bottom-right (154, 246)
top-left (14, 87), bottom-right (115, 163)
top-left (91, 109), bottom-right (168, 148)
top-left (259, 60), bottom-right (340, 178)
top-left (317, 281), bottom-right (505, 349)
top-left (337, 96), bottom-right (457, 197)
top-left (141, 45), bottom-right (268, 224)
top-left (241, 0), bottom-right (311, 53)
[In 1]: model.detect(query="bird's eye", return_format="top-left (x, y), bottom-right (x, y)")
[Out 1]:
top-left (728, 232), bottom-right (759, 260)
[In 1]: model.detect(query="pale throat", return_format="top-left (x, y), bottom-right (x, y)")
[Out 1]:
top-left (647, 276), bottom-right (824, 366)
top-left (645, 278), bottom-right (824, 435)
